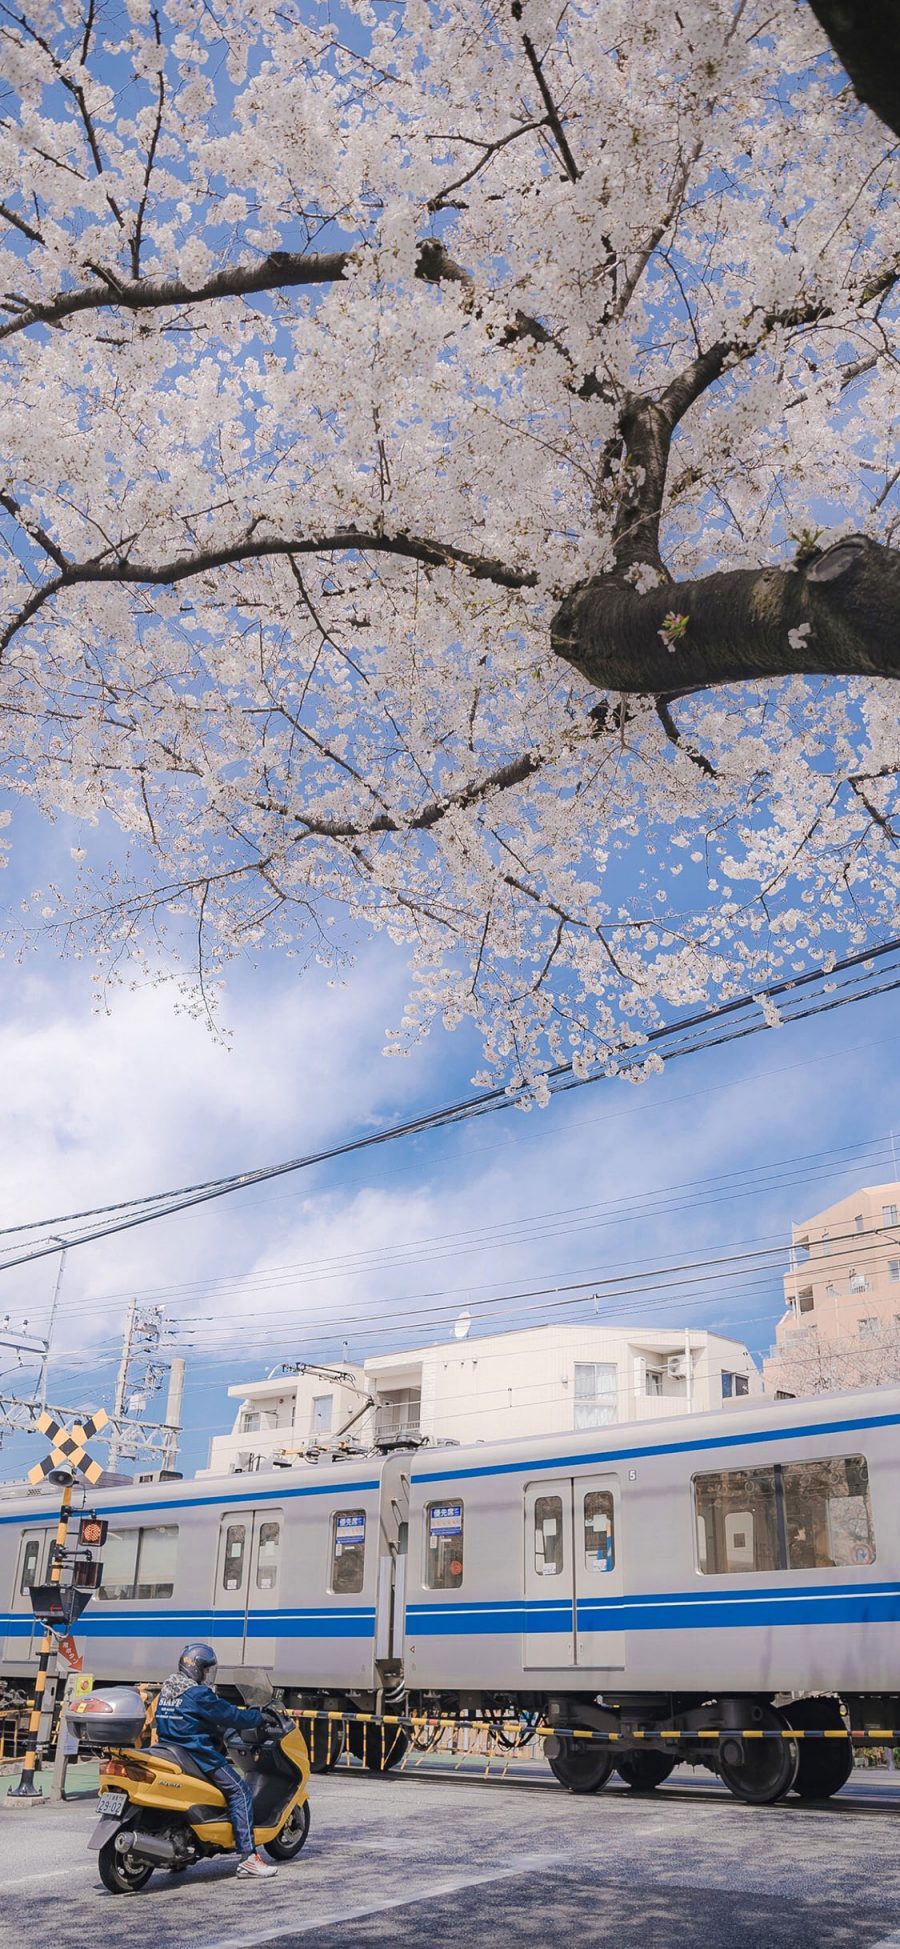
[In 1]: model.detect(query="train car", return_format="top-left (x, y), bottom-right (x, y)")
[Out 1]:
top-left (2, 1385), bottom-right (899, 1801)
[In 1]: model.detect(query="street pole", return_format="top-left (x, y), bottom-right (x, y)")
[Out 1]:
top-left (109, 1297), bottom-right (137, 1471)
top-left (162, 1357), bottom-right (185, 1474)
top-left (6, 1481), bottom-right (73, 1803)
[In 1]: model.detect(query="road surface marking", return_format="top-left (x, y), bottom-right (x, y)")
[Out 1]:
top-left (195, 1850), bottom-right (566, 1949)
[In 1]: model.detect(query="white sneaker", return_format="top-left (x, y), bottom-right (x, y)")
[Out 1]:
top-left (236, 1851), bottom-right (278, 1879)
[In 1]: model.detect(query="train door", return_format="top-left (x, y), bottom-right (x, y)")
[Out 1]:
top-left (2, 1528), bottom-right (50, 1667)
top-left (523, 1480), bottom-right (576, 1667)
top-left (213, 1508), bottom-right (282, 1667)
top-left (572, 1474), bottom-right (625, 1669)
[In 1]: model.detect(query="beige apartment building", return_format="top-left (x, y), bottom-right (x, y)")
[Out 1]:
top-left (764, 1180), bottom-right (900, 1395)
top-left (200, 1321), bottom-right (761, 1475)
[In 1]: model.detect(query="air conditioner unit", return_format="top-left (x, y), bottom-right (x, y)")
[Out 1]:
top-left (667, 1355), bottom-right (688, 1379)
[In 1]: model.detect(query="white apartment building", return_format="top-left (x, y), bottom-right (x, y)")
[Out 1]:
top-left (201, 1322), bottom-right (761, 1475)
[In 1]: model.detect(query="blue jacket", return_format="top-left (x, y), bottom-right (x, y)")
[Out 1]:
top-left (155, 1678), bottom-right (264, 1774)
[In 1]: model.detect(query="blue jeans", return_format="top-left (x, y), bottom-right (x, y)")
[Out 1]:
top-left (208, 1761), bottom-right (255, 1858)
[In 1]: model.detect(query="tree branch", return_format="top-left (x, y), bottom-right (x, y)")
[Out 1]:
top-left (552, 535), bottom-right (900, 693)
top-left (0, 526), bottom-right (536, 655)
top-left (808, 1), bottom-right (900, 141)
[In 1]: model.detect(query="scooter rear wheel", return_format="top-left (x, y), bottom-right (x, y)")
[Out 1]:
top-left (266, 1800), bottom-right (311, 1861)
top-left (97, 1836), bottom-right (154, 1894)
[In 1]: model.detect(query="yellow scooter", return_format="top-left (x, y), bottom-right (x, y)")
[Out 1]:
top-left (72, 1689), bottom-right (310, 1894)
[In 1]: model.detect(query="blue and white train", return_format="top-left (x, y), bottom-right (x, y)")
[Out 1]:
top-left (3, 1385), bottom-right (898, 1802)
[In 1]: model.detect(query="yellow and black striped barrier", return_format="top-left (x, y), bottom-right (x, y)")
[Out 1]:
top-left (280, 1705), bottom-right (894, 1777)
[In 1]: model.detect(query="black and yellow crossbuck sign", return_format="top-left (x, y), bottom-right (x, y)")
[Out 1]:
top-left (27, 1408), bottom-right (110, 1487)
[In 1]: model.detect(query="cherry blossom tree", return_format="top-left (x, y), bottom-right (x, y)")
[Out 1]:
top-left (0, 0), bottom-right (898, 1085)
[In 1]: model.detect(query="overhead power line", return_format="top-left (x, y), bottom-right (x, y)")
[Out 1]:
top-left (1, 933), bottom-right (899, 1277)
top-left (29, 1129), bottom-right (900, 1332)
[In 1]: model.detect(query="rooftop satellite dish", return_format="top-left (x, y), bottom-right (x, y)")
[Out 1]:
top-left (453, 1308), bottom-right (472, 1342)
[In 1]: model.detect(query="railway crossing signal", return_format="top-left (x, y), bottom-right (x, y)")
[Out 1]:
top-left (5, 1409), bottom-right (109, 1805)
top-left (26, 1409), bottom-right (108, 1487)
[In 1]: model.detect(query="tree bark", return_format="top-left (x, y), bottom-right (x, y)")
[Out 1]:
top-left (551, 535), bottom-right (900, 694)
top-left (808, 2), bottom-right (900, 142)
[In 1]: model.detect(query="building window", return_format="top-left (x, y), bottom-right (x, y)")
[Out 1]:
top-left (849, 1269), bottom-right (869, 1293)
top-left (825, 1282), bottom-right (835, 1295)
top-left (425, 1502), bottom-right (464, 1589)
top-left (311, 1395), bottom-right (333, 1436)
top-left (882, 1205), bottom-right (899, 1227)
top-left (583, 1490), bottom-right (615, 1572)
top-left (722, 1372), bottom-right (750, 1398)
top-left (797, 1288), bottom-right (814, 1314)
top-left (858, 1318), bottom-right (880, 1341)
top-left (574, 1362), bottom-right (617, 1429)
top-left (534, 1495), bottom-right (564, 1577)
top-left (240, 1407), bottom-right (278, 1434)
top-left (694, 1456), bottom-right (874, 1574)
top-left (645, 1368), bottom-right (664, 1397)
top-left (100, 1525), bottom-right (178, 1601)
top-left (889, 1261), bottom-right (900, 1282)
top-left (855, 1214), bottom-right (865, 1233)
top-left (256, 1520), bottom-right (280, 1591)
top-left (331, 1510), bottom-right (366, 1593)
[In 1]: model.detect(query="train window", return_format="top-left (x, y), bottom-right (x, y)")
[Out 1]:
top-left (783, 1457), bottom-right (875, 1569)
top-left (256, 1520), bottom-right (280, 1591)
top-left (19, 1538), bottom-right (41, 1595)
top-left (98, 1527), bottom-right (141, 1601)
top-left (98, 1525), bottom-right (179, 1600)
top-left (693, 1468), bottom-right (778, 1574)
top-left (583, 1490), bottom-right (615, 1572)
top-left (134, 1526), bottom-right (178, 1599)
top-left (222, 1523), bottom-right (246, 1593)
top-left (425, 1501), bottom-right (464, 1589)
top-left (694, 1457), bottom-right (876, 1573)
top-left (534, 1495), bottom-right (564, 1576)
top-left (331, 1510), bottom-right (366, 1594)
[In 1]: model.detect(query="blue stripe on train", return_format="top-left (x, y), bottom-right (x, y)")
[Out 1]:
top-left (406, 1579), bottom-right (900, 1635)
top-left (413, 1407), bottom-right (900, 1486)
top-left (0, 1607), bottom-right (376, 1640)
top-left (0, 1480), bottom-right (381, 1527)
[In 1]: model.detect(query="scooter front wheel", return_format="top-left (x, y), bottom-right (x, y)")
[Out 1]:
top-left (97, 1835), bottom-right (154, 1894)
top-left (266, 1800), bottom-right (311, 1861)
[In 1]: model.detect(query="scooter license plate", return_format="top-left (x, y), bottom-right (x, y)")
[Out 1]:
top-left (97, 1791), bottom-right (129, 1817)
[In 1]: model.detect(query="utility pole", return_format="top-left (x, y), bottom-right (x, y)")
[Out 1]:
top-left (108, 1299), bottom-right (137, 1470)
top-left (161, 1358), bottom-right (185, 1475)
top-left (108, 1302), bottom-right (183, 1475)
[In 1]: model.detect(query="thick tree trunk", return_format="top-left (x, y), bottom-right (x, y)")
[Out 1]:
top-left (551, 536), bottom-right (900, 695)
top-left (808, 2), bottom-right (900, 142)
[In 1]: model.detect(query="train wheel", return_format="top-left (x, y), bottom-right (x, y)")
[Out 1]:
top-left (546, 1735), bottom-right (615, 1793)
top-left (717, 1704), bottom-right (798, 1804)
top-left (616, 1751), bottom-right (676, 1791)
top-left (301, 1712), bottom-right (345, 1773)
top-left (783, 1697), bottom-right (853, 1799)
top-left (346, 1718), bottom-right (410, 1771)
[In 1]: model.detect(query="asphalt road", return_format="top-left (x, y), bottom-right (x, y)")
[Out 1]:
top-left (5, 1766), bottom-right (900, 1949)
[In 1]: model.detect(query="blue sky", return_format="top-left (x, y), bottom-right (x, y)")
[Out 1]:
top-left (0, 793), bottom-right (898, 1483)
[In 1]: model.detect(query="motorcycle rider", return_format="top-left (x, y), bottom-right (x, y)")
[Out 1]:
top-left (154, 1642), bottom-right (277, 1880)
